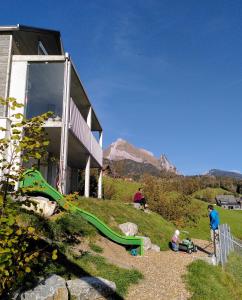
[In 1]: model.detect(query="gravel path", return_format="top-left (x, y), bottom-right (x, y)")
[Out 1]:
top-left (97, 237), bottom-right (213, 300)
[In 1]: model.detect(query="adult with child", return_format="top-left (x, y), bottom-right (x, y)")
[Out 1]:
top-left (133, 188), bottom-right (147, 209)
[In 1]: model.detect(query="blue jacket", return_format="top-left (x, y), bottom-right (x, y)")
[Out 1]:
top-left (209, 210), bottom-right (220, 230)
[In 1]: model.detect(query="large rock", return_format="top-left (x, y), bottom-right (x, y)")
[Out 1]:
top-left (22, 196), bottom-right (57, 217)
top-left (151, 244), bottom-right (160, 252)
top-left (67, 276), bottom-right (116, 299)
top-left (119, 222), bottom-right (138, 236)
top-left (133, 202), bottom-right (142, 209)
top-left (137, 236), bottom-right (152, 251)
top-left (19, 275), bottom-right (68, 300)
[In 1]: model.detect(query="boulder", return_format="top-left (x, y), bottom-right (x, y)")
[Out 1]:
top-left (151, 244), bottom-right (160, 252)
top-left (137, 236), bottom-right (152, 251)
top-left (19, 275), bottom-right (68, 300)
top-left (118, 222), bottom-right (138, 236)
top-left (22, 196), bottom-right (57, 217)
top-left (67, 276), bottom-right (116, 299)
top-left (133, 203), bottom-right (141, 209)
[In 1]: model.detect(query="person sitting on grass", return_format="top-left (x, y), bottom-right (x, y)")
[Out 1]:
top-left (171, 229), bottom-right (180, 252)
top-left (133, 188), bottom-right (147, 209)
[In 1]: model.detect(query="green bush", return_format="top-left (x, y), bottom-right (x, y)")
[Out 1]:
top-left (51, 212), bottom-right (97, 241)
top-left (142, 175), bottom-right (201, 227)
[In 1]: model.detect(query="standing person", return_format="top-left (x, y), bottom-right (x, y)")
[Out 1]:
top-left (133, 188), bottom-right (147, 209)
top-left (208, 205), bottom-right (220, 257)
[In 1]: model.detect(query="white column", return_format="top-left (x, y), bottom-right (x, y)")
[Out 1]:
top-left (84, 155), bottom-right (91, 197)
top-left (87, 107), bottom-right (92, 129)
top-left (59, 59), bottom-right (71, 194)
top-left (99, 131), bottom-right (103, 147)
top-left (98, 168), bottom-right (103, 199)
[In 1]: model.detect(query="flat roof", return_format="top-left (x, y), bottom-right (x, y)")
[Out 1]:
top-left (0, 24), bottom-right (60, 36)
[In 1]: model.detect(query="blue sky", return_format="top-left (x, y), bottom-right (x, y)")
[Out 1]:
top-left (2, 0), bottom-right (242, 175)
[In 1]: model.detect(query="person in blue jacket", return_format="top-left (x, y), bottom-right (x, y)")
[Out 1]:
top-left (208, 204), bottom-right (220, 256)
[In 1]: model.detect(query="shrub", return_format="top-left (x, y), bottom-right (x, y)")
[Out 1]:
top-left (0, 201), bottom-right (56, 297)
top-left (142, 175), bottom-right (200, 227)
top-left (103, 180), bottom-right (116, 200)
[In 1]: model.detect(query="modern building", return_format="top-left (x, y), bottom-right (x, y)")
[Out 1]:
top-left (0, 24), bottom-right (103, 197)
top-left (216, 195), bottom-right (242, 210)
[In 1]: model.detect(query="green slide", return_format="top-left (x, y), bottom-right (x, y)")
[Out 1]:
top-left (20, 169), bottom-right (144, 255)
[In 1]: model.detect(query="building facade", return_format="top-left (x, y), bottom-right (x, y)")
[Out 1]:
top-left (0, 24), bottom-right (103, 197)
top-left (216, 195), bottom-right (242, 210)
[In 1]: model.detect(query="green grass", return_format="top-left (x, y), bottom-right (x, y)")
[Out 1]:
top-left (184, 199), bottom-right (242, 240)
top-left (89, 243), bottom-right (103, 253)
top-left (185, 255), bottom-right (242, 300)
top-left (68, 252), bottom-right (143, 297)
top-left (192, 187), bottom-right (233, 202)
top-left (75, 197), bottom-right (175, 250)
top-left (104, 180), bottom-right (242, 242)
top-left (18, 209), bottom-right (142, 298)
top-left (103, 176), bottom-right (139, 202)
top-left (226, 253), bottom-right (242, 284)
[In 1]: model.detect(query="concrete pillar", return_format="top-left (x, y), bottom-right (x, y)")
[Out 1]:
top-left (98, 168), bottom-right (103, 199)
top-left (99, 131), bottom-right (103, 147)
top-left (59, 59), bottom-right (71, 194)
top-left (87, 107), bottom-right (92, 129)
top-left (84, 155), bottom-right (91, 197)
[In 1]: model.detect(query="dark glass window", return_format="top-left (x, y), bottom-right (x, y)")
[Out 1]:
top-left (26, 62), bottom-right (65, 118)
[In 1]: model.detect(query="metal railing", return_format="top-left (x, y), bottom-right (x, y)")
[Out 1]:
top-left (217, 224), bottom-right (242, 266)
top-left (69, 98), bottom-right (102, 166)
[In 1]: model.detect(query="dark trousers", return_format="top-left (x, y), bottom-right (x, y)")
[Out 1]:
top-left (135, 197), bottom-right (146, 208)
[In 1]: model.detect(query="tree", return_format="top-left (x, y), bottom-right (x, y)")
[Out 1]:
top-left (0, 98), bottom-right (54, 296)
top-left (0, 97), bottom-right (52, 215)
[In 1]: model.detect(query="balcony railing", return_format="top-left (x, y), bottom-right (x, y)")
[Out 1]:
top-left (69, 98), bottom-right (102, 166)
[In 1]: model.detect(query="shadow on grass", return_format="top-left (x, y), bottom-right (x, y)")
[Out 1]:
top-left (12, 245), bottom-right (124, 300)
top-left (196, 243), bottom-right (213, 255)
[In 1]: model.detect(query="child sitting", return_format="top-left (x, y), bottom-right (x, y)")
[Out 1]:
top-left (171, 229), bottom-right (180, 252)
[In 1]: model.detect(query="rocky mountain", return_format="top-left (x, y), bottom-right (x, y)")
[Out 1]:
top-left (103, 139), bottom-right (178, 177)
top-left (207, 169), bottom-right (242, 180)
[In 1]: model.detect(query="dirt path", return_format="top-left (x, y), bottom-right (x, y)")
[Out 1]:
top-left (96, 237), bottom-right (213, 300)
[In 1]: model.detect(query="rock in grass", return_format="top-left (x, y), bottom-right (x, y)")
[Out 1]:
top-left (137, 236), bottom-right (152, 251)
top-left (151, 244), bottom-right (160, 252)
top-left (133, 203), bottom-right (142, 209)
top-left (19, 275), bottom-right (68, 300)
top-left (67, 276), bottom-right (116, 299)
top-left (22, 196), bottom-right (57, 217)
top-left (119, 222), bottom-right (138, 236)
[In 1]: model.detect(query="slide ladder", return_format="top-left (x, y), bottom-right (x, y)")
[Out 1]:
top-left (20, 169), bottom-right (144, 255)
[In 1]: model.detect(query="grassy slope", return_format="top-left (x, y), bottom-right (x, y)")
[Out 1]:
top-left (184, 199), bottom-right (242, 240)
top-left (103, 177), bottom-right (242, 240)
top-left (20, 210), bottom-right (143, 298)
top-left (103, 176), bottom-right (139, 202)
top-left (192, 187), bottom-right (232, 200)
top-left (185, 254), bottom-right (242, 300)
top-left (75, 198), bottom-right (174, 250)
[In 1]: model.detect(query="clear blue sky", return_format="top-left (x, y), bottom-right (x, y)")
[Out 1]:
top-left (2, 0), bottom-right (242, 175)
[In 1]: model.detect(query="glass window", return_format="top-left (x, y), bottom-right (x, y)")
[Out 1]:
top-left (26, 62), bottom-right (65, 118)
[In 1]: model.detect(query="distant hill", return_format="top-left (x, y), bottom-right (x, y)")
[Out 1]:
top-left (103, 139), bottom-right (178, 178)
top-left (207, 169), bottom-right (242, 180)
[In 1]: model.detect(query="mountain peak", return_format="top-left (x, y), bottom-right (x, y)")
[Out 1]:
top-left (207, 169), bottom-right (242, 179)
top-left (104, 139), bottom-right (178, 174)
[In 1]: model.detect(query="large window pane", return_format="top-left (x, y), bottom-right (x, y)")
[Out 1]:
top-left (26, 62), bottom-right (64, 118)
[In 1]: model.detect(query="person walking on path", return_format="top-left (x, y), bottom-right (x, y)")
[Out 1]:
top-left (208, 204), bottom-right (220, 257)
top-left (133, 188), bottom-right (147, 209)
